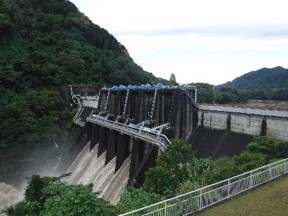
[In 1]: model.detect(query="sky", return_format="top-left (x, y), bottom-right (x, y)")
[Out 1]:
top-left (70, 0), bottom-right (288, 85)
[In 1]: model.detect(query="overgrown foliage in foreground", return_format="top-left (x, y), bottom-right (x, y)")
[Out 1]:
top-left (5, 136), bottom-right (288, 215)
top-left (5, 175), bottom-right (116, 216)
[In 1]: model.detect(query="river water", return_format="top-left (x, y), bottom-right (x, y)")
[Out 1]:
top-left (0, 183), bottom-right (23, 215)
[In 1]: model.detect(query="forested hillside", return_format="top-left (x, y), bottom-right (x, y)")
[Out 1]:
top-left (0, 0), bottom-right (161, 152)
top-left (218, 66), bottom-right (288, 89)
top-left (0, 0), bottom-right (165, 185)
top-left (191, 66), bottom-right (288, 103)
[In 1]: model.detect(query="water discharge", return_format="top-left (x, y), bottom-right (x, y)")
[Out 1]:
top-left (102, 156), bottom-right (131, 205)
top-left (64, 142), bottom-right (131, 204)
top-left (0, 183), bottom-right (23, 216)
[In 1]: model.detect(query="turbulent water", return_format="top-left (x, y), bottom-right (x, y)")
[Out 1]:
top-left (64, 142), bottom-right (131, 204)
top-left (0, 183), bottom-right (23, 215)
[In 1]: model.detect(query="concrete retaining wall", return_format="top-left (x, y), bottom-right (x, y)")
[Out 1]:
top-left (199, 111), bottom-right (228, 130)
top-left (230, 113), bottom-right (263, 135)
top-left (81, 96), bottom-right (99, 108)
top-left (266, 117), bottom-right (288, 141)
top-left (198, 105), bottom-right (288, 141)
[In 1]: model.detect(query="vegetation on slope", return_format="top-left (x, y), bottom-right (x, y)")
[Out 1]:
top-left (218, 66), bottom-right (288, 89)
top-left (5, 175), bottom-right (116, 216)
top-left (193, 82), bottom-right (249, 103)
top-left (217, 66), bottom-right (288, 100)
top-left (193, 79), bottom-right (288, 104)
top-left (0, 0), bottom-right (160, 155)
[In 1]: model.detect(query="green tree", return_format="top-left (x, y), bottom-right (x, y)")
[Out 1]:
top-left (247, 136), bottom-right (288, 159)
top-left (117, 187), bottom-right (161, 214)
top-left (144, 139), bottom-right (195, 197)
top-left (6, 175), bottom-right (115, 216)
top-left (169, 73), bottom-right (178, 86)
top-left (233, 151), bottom-right (268, 174)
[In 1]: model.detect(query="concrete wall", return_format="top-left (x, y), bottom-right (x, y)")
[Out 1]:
top-left (199, 105), bottom-right (288, 118)
top-left (198, 105), bottom-right (288, 141)
top-left (230, 113), bottom-right (264, 135)
top-left (199, 111), bottom-right (229, 130)
top-left (81, 96), bottom-right (99, 108)
top-left (266, 117), bottom-right (288, 141)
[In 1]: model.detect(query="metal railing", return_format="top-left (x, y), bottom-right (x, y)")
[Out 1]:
top-left (72, 95), bottom-right (85, 127)
top-left (119, 158), bottom-right (288, 216)
top-left (86, 117), bottom-right (171, 152)
top-left (182, 88), bottom-right (198, 108)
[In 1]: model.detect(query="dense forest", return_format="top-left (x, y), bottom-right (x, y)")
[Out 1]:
top-left (216, 66), bottom-right (288, 101)
top-left (218, 66), bottom-right (288, 89)
top-left (0, 0), bottom-right (162, 155)
top-left (192, 66), bottom-right (288, 104)
top-left (0, 0), bottom-right (169, 193)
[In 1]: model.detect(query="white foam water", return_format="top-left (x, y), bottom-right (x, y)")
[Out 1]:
top-left (0, 183), bottom-right (23, 216)
top-left (101, 155), bottom-right (131, 205)
top-left (65, 142), bottom-right (132, 204)
top-left (63, 142), bottom-right (91, 182)
top-left (92, 156), bottom-right (116, 193)
top-left (78, 151), bottom-right (106, 185)
top-left (67, 143), bottom-right (98, 184)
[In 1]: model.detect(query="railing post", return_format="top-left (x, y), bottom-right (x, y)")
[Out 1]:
top-left (285, 159), bottom-right (288, 174)
top-left (199, 189), bottom-right (202, 210)
top-left (269, 164), bottom-right (272, 180)
top-left (227, 178), bottom-right (230, 199)
top-left (249, 172), bottom-right (253, 189)
top-left (164, 201), bottom-right (167, 216)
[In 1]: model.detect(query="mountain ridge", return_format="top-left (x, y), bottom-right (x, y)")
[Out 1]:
top-left (218, 66), bottom-right (288, 89)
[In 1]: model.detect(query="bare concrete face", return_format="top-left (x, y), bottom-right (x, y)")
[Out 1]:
top-left (266, 118), bottom-right (288, 141)
top-left (198, 106), bottom-right (288, 141)
top-left (190, 126), bottom-right (254, 158)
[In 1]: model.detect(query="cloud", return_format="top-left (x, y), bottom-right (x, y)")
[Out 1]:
top-left (70, 0), bottom-right (288, 84)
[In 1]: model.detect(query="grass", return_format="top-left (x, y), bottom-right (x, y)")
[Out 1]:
top-left (196, 175), bottom-right (288, 216)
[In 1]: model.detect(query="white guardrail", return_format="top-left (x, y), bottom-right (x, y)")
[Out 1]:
top-left (119, 158), bottom-right (288, 216)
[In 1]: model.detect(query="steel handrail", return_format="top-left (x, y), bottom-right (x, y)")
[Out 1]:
top-left (86, 117), bottom-right (171, 151)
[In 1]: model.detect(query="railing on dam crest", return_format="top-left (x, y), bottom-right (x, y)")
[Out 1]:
top-left (87, 116), bottom-right (171, 152)
top-left (119, 158), bottom-right (288, 216)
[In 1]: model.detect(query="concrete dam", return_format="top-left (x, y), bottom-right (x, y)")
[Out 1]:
top-left (58, 84), bottom-right (198, 204)
top-left (58, 85), bottom-right (288, 204)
